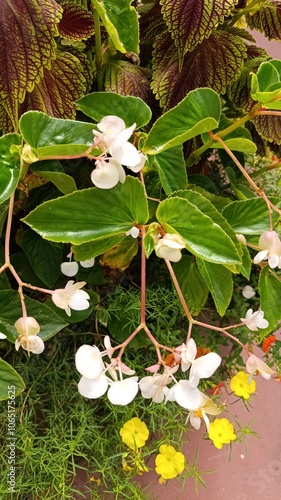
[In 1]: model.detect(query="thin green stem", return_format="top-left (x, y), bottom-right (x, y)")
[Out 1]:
top-left (93, 7), bottom-right (103, 91)
top-left (186, 103), bottom-right (261, 167)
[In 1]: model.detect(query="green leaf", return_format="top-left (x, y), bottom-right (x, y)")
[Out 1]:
top-left (173, 255), bottom-right (209, 315)
top-left (196, 258), bottom-right (233, 317)
top-left (170, 189), bottom-right (242, 262)
top-left (0, 133), bottom-right (22, 204)
top-left (104, 61), bottom-right (152, 103)
top-left (19, 111), bottom-right (95, 157)
top-left (259, 267), bottom-right (281, 338)
top-left (250, 60), bottom-right (281, 105)
top-left (0, 359), bottom-right (25, 401)
top-left (100, 237), bottom-right (138, 271)
top-left (143, 88), bottom-right (221, 154)
top-left (143, 222), bottom-right (161, 258)
top-left (58, 3), bottom-right (95, 40)
top-left (72, 236), bottom-right (125, 261)
top-left (31, 160), bottom-right (77, 194)
top-left (202, 114), bottom-right (257, 154)
top-left (152, 145), bottom-right (187, 195)
top-left (240, 243), bottom-right (252, 281)
top-left (0, 0), bottom-right (62, 130)
top-left (151, 30), bottom-right (246, 110)
top-left (156, 197), bottom-right (241, 265)
top-left (23, 51), bottom-right (87, 119)
top-left (21, 230), bottom-right (63, 288)
top-left (22, 176), bottom-right (149, 244)
top-left (222, 198), bottom-right (279, 234)
top-left (160, 0), bottom-right (237, 65)
top-left (92, 0), bottom-right (139, 54)
top-left (76, 92), bottom-right (152, 129)
top-left (0, 290), bottom-right (67, 342)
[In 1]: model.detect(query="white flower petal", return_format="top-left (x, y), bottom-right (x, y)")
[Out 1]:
top-left (246, 354), bottom-right (275, 380)
top-left (0, 332), bottom-right (7, 339)
top-left (75, 345), bottom-right (104, 379)
top-left (173, 380), bottom-right (202, 410)
top-left (78, 374), bottom-right (108, 399)
top-left (80, 258), bottom-right (95, 268)
top-left (111, 140), bottom-right (140, 167)
top-left (91, 161), bottom-right (119, 189)
top-left (60, 261), bottom-right (79, 277)
top-left (68, 289), bottom-right (90, 311)
top-left (190, 413), bottom-right (201, 430)
top-left (189, 353), bottom-right (221, 388)
top-left (107, 378), bottom-right (139, 405)
top-left (242, 285), bottom-right (256, 299)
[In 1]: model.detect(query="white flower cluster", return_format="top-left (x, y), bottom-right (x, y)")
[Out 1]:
top-left (91, 116), bottom-right (147, 189)
top-left (155, 233), bottom-right (186, 262)
top-left (75, 336), bottom-right (222, 427)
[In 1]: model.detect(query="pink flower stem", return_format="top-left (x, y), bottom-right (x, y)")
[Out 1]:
top-left (140, 227), bottom-right (146, 324)
top-left (165, 259), bottom-right (193, 323)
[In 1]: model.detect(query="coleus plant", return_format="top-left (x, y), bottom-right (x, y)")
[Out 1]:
top-left (0, 0), bottom-right (281, 410)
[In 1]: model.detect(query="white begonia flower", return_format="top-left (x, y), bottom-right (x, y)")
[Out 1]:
top-left (93, 115), bottom-right (146, 171)
top-left (14, 317), bottom-right (44, 354)
top-left (188, 392), bottom-right (221, 431)
top-left (60, 261), bottom-right (79, 277)
top-left (155, 233), bottom-right (186, 262)
top-left (242, 285), bottom-right (256, 299)
top-left (80, 257), bottom-right (95, 268)
top-left (75, 345), bottom-right (105, 379)
top-left (107, 377), bottom-right (139, 405)
top-left (52, 280), bottom-right (90, 317)
top-left (126, 226), bottom-right (140, 238)
top-left (246, 354), bottom-right (276, 380)
top-left (0, 333), bottom-right (7, 339)
top-left (254, 230), bottom-right (281, 269)
top-left (91, 158), bottom-right (126, 189)
top-left (240, 308), bottom-right (269, 331)
top-left (139, 366), bottom-right (179, 403)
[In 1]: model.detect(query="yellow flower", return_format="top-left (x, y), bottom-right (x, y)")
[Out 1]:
top-left (120, 417), bottom-right (149, 450)
top-left (155, 444), bottom-right (185, 480)
top-left (209, 418), bottom-right (236, 449)
top-left (230, 371), bottom-right (256, 400)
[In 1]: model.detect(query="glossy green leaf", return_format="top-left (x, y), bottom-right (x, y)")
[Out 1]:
top-left (0, 133), bottom-right (22, 204)
top-left (143, 88), bottom-right (221, 154)
top-left (173, 255), bottom-right (209, 316)
top-left (152, 145), bottom-right (187, 195)
top-left (0, 0), bottom-right (62, 130)
top-left (151, 30), bottom-right (246, 110)
top-left (72, 236), bottom-right (125, 261)
top-left (222, 198), bottom-right (279, 234)
top-left (0, 290), bottom-right (67, 342)
top-left (76, 92), bottom-right (152, 129)
top-left (259, 267), bottom-right (281, 338)
top-left (202, 116), bottom-right (257, 154)
top-left (196, 258), bottom-right (233, 317)
top-left (31, 159), bottom-right (77, 194)
top-left (21, 230), bottom-right (63, 288)
top-left (92, 0), bottom-right (139, 54)
top-left (19, 111), bottom-right (94, 157)
top-left (23, 177), bottom-right (149, 244)
top-left (170, 189), bottom-right (242, 262)
top-left (240, 243), bottom-right (252, 281)
top-left (0, 359), bottom-right (25, 401)
top-left (156, 197), bottom-right (241, 265)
